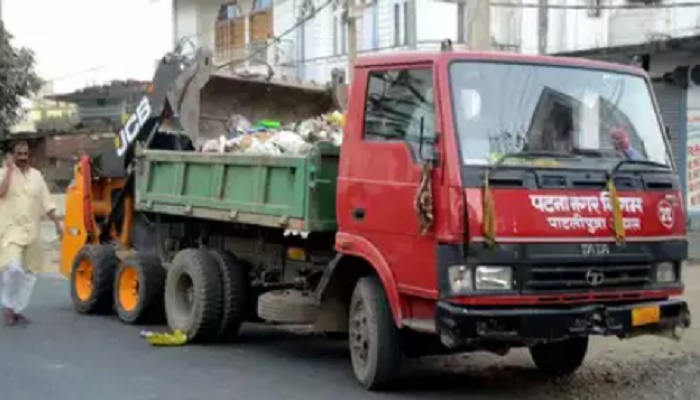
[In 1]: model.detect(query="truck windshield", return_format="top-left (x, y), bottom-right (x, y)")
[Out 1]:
top-left (449, 62), bottom-right (672, 168)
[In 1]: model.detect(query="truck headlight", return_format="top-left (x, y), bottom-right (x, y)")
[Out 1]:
top-left (656, 262), bottom-right (677, 283)
top-left (475, 266), bottom-right (513, 290)
top-left (448, 265), bottom-right (472, 293)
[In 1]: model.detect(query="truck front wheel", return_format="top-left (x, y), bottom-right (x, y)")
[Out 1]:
top-left (164, 249), bottom-right (223, 343)
top-left (529, 336), bottom-right (589, 377)
top-left (349, 275), bottom-right (402, 390)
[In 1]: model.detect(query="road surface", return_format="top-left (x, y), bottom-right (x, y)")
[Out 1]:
top-left (0, 265), bottom-right (698, 400)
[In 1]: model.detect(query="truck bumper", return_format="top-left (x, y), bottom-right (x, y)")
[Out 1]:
top-left (435, 299), bottom-right (691, 349)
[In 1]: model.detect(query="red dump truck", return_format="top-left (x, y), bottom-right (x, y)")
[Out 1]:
top-left (61, 44), bottom-right (691, 391)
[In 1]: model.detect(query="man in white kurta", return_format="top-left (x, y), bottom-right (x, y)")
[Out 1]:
top-left (0, 140), bottom-right (62, 325)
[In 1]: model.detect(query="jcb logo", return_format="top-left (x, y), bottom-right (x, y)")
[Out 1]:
top-left (115, 96), bottom-right (152, 157)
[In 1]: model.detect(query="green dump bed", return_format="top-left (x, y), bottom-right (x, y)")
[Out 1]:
top-left (134, 143), bottom-right (339, 232)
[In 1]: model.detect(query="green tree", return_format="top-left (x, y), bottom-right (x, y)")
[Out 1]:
top-left (0, 21), bottom-right (42, 137)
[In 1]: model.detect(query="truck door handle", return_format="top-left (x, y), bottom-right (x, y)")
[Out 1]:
top-left (352, 208), bottom-right (365, 220)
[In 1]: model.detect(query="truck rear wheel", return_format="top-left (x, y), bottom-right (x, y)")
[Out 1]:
top-left (530, 336), bottom-right (589, 377)
top-left (114, 253), bottom-right (166, 325)
top-left (70, 244), bottom-right (118, 314)
top-left (208, 249), bottom-right (250, 341)
top-left (164, 249), bottom-right (223, 343)
top-left (349, 275), bottom-right (402, 390)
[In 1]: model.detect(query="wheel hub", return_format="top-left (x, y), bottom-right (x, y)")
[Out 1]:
top-left (75, 259), bottom-right (94, 301)
top-left (118, 266), bottom-right (140, 312)
top-left (350, 301), bottom-right (370, 364)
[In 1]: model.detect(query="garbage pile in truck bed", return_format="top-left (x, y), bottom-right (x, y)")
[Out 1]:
top-left (200, 111), bottom-right (345, 156)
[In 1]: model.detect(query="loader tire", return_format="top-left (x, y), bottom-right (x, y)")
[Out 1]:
top-left (165, 248), bottom-right (223, 343)
top-left (70, 244), bottom-right (119, 315)
top-left (114, 253), bottom-right (166, 325)
top-left (349, 275), bottom-right (403, 391)
top-left (208, 249), bottom-right (250, 342)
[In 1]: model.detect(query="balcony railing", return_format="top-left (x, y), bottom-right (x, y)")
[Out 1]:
top-left (214, 39), bottom-right (296, 73)
top-left (214, 7), bottom-right (293, 72)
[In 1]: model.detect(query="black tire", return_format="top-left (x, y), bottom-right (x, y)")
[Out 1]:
top-left (164, 248), bottom-right (223, 343)
top-left (349, 275), bottom-right (403, 391)
top-left (208, 249), bottom-right (250, 342)
top-left (70, 244), bottom-right (119, 314)
top-left (530, 336), bottom-right (589, 377)
top-left (114, 253), bottom-right (166, 325)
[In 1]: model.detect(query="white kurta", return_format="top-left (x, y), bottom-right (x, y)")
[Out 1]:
top-left (0, 167), bottom-right (56, 272)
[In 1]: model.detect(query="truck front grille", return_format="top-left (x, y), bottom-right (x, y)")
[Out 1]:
top-left (523, 264), bottom-right (653, 291)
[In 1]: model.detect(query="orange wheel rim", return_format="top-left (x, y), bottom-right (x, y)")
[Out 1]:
top-left (75, 259), bottom-right (94, 301)
top-left (118, 266), bottom-right (140, 312)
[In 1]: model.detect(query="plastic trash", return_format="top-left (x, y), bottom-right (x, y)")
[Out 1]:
top-left (1, 263), bottom-right (38, 313)
top-left (226, 114), bottom-right (252, 135)
top-left (201, 139), bottom-right (221, 153)
top-left (243, 137), bottom-right (282, 155)
top-left (256, 119), bottom-right (281, 129)
top-left (269, 131), bottom-right (313, 155)
top-left (140, 329), bottom-right (188, 346)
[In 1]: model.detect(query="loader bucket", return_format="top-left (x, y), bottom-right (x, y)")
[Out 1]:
top-left (167, 49), bottom-right (342, 146)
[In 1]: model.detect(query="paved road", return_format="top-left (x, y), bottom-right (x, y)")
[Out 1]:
top-left (1, 268), bottom-right (699, 400)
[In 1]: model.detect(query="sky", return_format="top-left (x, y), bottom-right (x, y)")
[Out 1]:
top-left (3, 0), bottom-right (173, 94)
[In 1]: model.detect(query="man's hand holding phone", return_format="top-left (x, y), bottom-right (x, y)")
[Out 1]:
top-left (4, 153), bottom-right (15, 171)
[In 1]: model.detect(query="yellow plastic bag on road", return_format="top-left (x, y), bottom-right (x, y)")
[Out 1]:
top-left (140, 329), bottom-right (188, 346)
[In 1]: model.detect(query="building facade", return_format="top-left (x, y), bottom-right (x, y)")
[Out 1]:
top-left (171, 0), bottom-right (700, 240)
top-left (10, 83), bottom-right (77, 134)
top-left (171, 0), bottom-right (527, 81)
top-left (47, 80), bottom-right (150, 132)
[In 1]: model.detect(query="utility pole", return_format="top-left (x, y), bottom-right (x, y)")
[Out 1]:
top-left (346, 0), bottom-right (358, 81)
top-left (406, 0), bottom-right (417, 49)
top-left (464, 0), bottom-right (491, 50)
top-left (538, 0), bottom-right (549, 54)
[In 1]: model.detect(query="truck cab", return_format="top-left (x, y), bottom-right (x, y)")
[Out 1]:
top-left (336, 49), bottom-right (690, 384)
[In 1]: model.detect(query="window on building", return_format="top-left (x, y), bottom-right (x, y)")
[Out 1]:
top-left (218, 2), bottom-right (241, 21)
top-left (363, 68), bottom-right (436, 158)
top-left (587, 0), bottom-right (601, 17)
top-left (253, 0), bottom-right (272, 12)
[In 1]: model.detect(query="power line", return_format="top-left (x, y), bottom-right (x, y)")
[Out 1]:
top-left (489, 1), bottom-right (700, 10)
top-left (44, 65), bottom-right (108, 82)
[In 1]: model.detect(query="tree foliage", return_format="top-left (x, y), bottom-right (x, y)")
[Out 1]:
top-left (0, 21), bottom-right (42, 137)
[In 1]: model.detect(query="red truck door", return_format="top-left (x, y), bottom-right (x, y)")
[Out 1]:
top-left (338, 63), bottom-right (442, 302)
